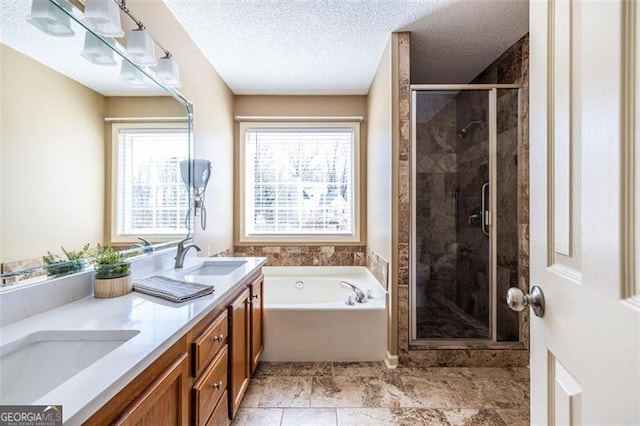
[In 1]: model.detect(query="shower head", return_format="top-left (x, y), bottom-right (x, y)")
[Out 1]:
top-left (457, 120), bottom-right (482, 138)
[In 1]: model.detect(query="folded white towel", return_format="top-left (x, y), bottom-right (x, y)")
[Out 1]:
top-left (133, 276), bottom-right (213, 303)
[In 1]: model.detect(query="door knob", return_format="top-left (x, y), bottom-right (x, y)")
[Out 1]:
top-left (506, 285), bottom-right (545, 318)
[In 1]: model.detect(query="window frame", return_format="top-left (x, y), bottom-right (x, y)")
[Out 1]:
top-left (110, 121), bottom-right (189, 244)
top-left (238, 121), bottom-right (361, 244)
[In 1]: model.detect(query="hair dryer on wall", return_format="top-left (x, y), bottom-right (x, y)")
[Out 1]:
top-left (180, 159), bottom-right (212, 230)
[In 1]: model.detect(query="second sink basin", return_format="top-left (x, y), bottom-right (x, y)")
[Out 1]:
top-left (0, 329), bottom-right (139, 404)
top-left (183, 260), bottom-right (247, 276)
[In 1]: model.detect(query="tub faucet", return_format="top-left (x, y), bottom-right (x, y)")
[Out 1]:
top-left (339, 281), bottom-right (368, 304)
top-left (175, 238), bottom-right (202, 268)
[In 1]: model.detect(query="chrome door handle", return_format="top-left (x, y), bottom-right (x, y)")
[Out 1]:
top-left (213, 334), bottom-right (224, 342)
top-left (480, 182), bottom-right (490, 237)
top-left (506, 286), bottom-right (545, 317)
top-left (212, 381), bottom-right (223, 390)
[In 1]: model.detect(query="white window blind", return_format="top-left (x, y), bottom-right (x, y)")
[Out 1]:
top-left (116, 128), bottom-right (189, 236)
top-left (245, 127), bottom-right (355, 236)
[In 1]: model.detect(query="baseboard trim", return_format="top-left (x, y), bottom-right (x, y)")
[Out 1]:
top-left (384, 351), bottom-right (399, 369)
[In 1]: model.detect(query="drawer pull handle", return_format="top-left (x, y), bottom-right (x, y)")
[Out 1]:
top-left (212, 381), bottom-right (223, 390)
top-left (252, 294), bottom-right (259, 300)
top-left (213, 334), bottom-right (224, 343)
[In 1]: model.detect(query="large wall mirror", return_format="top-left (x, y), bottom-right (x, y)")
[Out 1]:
top-left (0, 0), bottom-right (194, 288)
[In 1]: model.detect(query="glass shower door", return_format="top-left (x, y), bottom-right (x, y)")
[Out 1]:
top-left (412, 89), bottom-right (492, 340)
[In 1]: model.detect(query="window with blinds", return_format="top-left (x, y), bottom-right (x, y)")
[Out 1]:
top-left (115, 127), bottom-right (189, 238)
top-left (244, 126), bottom-right (356, 237)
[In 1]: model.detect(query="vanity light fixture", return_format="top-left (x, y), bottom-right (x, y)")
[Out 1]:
top-left (119, 60), bottom-right (146, 86)
top-left (157, 56), bottom-right (181, 87)
top-left (81, 0), bottom-right (124, 37)
top-left (29, 0), bottom-right (181, 88)
top-left (126, 28), bottom-right (157, 66)
top-left (80, 32), bottom-right (117, 65)
top-left (27, 0), bottom-right (75, 37)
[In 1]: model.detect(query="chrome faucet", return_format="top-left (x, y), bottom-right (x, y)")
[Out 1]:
top-left (174, 238), bottom-right (202, 268)
top-left (339, 281), bottom-right (368, 304)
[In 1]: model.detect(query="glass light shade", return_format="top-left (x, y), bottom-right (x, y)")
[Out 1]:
top-left (27, 0), bottom-right (74, 37)
top-left (80, 33), bottom-right (117, 65)
top-left (81, 0), bottom-right (124, 38)
top-left (126, 29), bottom-right (157, 66)
top-left (119, 61), bottom-right (146, 86)
top-left (157, 57), bottom-right (181, 87)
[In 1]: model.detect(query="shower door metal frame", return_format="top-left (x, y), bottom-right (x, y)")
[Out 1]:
top-left (409, 84), bottom-right (521, 345)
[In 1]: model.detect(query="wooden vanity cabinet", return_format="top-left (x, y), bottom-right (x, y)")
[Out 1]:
top-left (84, 269), bottom-right (264, 426)
top-left (228, 288), bottom-right (251, 420)
top-left (248, 276), bottom-right (264, 374)
top-left (114, 353), bottom-right (189, 426)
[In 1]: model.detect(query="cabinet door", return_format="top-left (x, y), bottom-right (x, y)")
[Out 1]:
top-left (248, 276), bottom-right (264, 374)
top-left (228, 288), bottom-right (250, 420)
top-left (114, 353), bottom-right (189, 426)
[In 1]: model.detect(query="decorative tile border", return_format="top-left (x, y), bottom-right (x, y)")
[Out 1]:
top-left (233, 245), bottom-right (366, 267)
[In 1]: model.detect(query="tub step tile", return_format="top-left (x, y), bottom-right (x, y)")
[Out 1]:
top-left (259, 376), bottom-right (312, 408)
top-left (281, 408), bottom-right (337, 426)
top-left (290, 362), bottom-right (333, 377)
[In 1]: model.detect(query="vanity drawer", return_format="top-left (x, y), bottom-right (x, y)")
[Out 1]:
top-left (205, 390), bottom-right (229, 426)
top-left (193, 345), bottom-right (228, 426)
top-left (192, 310), bottom-right (228, 377)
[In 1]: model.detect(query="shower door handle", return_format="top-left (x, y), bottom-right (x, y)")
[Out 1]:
top-left (480, 182), bottom-right (490, 237)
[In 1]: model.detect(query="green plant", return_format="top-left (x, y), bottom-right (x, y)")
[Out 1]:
top-left (92, 245), bottom-right (131, 280)
top-left (42, 244), bottom-right (90, 276)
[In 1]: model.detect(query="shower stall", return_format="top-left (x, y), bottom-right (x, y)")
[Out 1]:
top-left (410, 84), bottom-right (522, 344)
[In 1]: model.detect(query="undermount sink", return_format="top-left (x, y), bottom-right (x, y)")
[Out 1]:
top-left (183, 260), bottom-right (247, 276)
top-left (0, 329), bottom-right (139, 404)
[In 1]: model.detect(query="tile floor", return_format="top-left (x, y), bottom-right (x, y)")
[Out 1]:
top-left (232, 362), bottom-right (530, 426)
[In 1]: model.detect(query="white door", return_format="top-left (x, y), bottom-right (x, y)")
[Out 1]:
top-left (528, 0), bottom-right (640, 424)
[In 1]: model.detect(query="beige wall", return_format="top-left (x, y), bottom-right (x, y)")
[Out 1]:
top-left (366, 40), bottom-right (393, 262)
top-left (129, 1), bottom-right (236, 256)
top-left (233, 95), bottom-right (368, 246)
top-left (1, 44), bottom-right (105, 262)
top-left (366, 35), bottom-right (399, 359)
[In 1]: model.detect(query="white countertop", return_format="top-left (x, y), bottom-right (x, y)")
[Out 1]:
top-left (0, 256), bottom-right (266, 425)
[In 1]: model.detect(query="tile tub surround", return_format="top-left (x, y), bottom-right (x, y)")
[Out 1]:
top-left (366, 247), bottom-right (389, 290)
top-left (0, 255), bottom-right (266, 423)
top-left (232, 361), bottom-right (529, 426)
top-left (396, 34), bottom-right (530, 366)
top-left (234, 245), bottom-right (366, 267)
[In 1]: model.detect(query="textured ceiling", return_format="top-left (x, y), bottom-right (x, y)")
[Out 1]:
top-left (164, 0), bottom-right (529, 95)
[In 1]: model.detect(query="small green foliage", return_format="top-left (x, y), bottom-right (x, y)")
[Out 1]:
top-left (92, 244), bottom-right (131, 279)
top-left (42, 244), bottom-right (90, 276)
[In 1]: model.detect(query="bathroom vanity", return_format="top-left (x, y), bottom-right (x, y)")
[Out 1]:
top-left (0, 255), bottom-right (265, 425)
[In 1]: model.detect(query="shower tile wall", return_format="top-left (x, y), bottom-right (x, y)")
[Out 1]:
top-left (415, 99), bottom-right (457, 309)
top-left (453, 90), bottom-right (491, 334)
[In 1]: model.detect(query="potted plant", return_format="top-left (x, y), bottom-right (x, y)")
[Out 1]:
top-left (42, 244), bottom-right (90, 277)
top-left (92, 245), bottom-right (132, 298)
